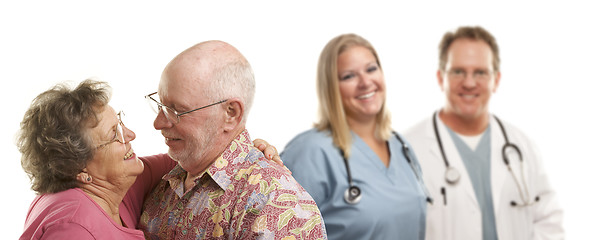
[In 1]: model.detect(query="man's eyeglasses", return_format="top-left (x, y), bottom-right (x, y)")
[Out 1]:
top-left (144, 92), bottom-right (228, 124)
top-left (96, 111), bottom-right (126, 148)
top-left (446, 69), bottom-right (494, 81)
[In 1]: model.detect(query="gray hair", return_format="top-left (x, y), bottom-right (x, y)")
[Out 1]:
top-left (17, 79), bottom-right (111, 194)
top-left (206, 59), bottom-right (255, 124)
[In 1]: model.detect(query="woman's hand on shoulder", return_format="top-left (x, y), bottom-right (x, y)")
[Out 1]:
top-left (253, 138), bottom-right (291, 174)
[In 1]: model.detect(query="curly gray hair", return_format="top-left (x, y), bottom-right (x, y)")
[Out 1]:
top-left (17, 79), bottom-right (111, 194)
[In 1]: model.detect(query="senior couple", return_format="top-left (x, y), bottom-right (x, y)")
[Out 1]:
top-left (18, 41), bottom-right (326, 239)
top-left (19, 26), bottom-right (563, 240)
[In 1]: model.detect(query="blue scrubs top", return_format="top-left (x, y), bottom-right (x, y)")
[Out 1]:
top-left (281, 129), bottom-right (427, 240)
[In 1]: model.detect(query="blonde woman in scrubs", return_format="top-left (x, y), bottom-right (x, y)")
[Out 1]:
top-left (281, 33), bottom-right (429, 240)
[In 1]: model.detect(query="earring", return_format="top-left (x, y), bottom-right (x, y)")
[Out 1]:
top-left (85, 175), bottom-right (92, 183)
top-left (78, 171), bottom-right (92, 183)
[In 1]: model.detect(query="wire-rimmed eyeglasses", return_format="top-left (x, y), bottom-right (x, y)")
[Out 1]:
top-left (96, 111), bottom-right (126, 148)
top-left (446, 69), bottom-right (494, 81)
top-left (144, 92), bottom-right (228, 124)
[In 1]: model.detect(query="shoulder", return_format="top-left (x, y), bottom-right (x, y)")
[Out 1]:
top-left (491, 116), bottom-right (540, 155)
top-left (238, 147), bottom-right (296, 184)
top-left (24, 189), bottom-right (144, 239)
top-left (227, 150), bottom-right (317, 213)
top-left (236, 154), bottom-right (318, 206)
top-left (281, 128), bottom-right (335, 158)
top-left (284, 128), bottom-right (333, 149)
top-left (491, 116), bottom-right (538, 150)
top-left (216, 142), bottom-right (293, 189)
top-left (23, 189), bottom-right (94, 237)
top-left (403, 116), bottom-right (433, 143)
top-left (281, 128), bottom-right (338, 167)
top-left (231, 144), bottom-right (306, 190)
top-left (49, 189), bottom-right (103, 222)
top-left (33, 189), bottom-right (89, 218)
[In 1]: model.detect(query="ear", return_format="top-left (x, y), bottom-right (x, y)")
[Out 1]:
top-left (492, 71), bottom-right (501, 93)
top-left (437, 69), bottom-right (445, 91)
top-left (222, 98), bottom-right (244, 132)
top-left (76, 170), bottom-right (93, 184)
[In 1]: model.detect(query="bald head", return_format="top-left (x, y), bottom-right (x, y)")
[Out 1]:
top-left (159, 40), bottom-right (255, 122)
top-left (166, 40), bottom-right (248, 76)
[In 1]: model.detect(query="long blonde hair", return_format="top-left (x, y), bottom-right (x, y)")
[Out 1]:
top-left (314, 33), bottom-right (392, 159)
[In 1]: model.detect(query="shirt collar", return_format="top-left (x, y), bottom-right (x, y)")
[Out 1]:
top-left (162, 130), bottom-right (254, 192)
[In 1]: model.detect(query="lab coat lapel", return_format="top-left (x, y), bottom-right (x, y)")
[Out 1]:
top-left (434, 115), bottom-right (479, 209)
top-left (490, 116), bottom-right (507, 215)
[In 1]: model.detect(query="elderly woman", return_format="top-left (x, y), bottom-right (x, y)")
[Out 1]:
top-left (280, 34), bottom-right (430, 239)
top-left (18, 79), bottom-right (279, 239)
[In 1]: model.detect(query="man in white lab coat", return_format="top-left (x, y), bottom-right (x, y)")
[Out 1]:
top-left (404, 26), bottom-right (564, 240)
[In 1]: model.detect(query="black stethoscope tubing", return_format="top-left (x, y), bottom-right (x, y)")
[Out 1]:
top-left (341, 131), bottom-right (432, 205)
top-left (340, 148), bottom-right (362, 204)
top-left (432, 111), bottom-right (538, 207)
top-left (433, 112), bottom-right (462, 184)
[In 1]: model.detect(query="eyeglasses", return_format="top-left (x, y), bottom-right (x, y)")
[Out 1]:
top-left (145, 92), bottom-right (228, 124)
top-left (446, 69), bottom-right (494, 81)
top-left (96, 111), bottom-right (126, 148)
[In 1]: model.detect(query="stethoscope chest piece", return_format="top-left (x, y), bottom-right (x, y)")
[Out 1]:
top-left (445, 167), bottom-right (461, 184)
top-left (344, 185), bottom-right (362, 204)
top-left (340, 131), bottom-right (429, 205)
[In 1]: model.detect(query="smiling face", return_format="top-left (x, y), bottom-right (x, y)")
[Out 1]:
top-left (85, 106), bottom-right (143, 186)
top-left (153, 49), bottom-right (223, 175)
top-left (153, 79), bottom-right (220, 173)
top-left (337, 45), bottom-right (386, 123)
top-left (439, 38), bottom-right (500, 121)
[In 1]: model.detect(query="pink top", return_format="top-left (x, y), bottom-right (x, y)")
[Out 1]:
top-left (20, 154), bottom-right (176, 240)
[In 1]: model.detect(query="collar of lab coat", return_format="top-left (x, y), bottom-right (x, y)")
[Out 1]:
top-left (428, 114), bottom-right (509, 213)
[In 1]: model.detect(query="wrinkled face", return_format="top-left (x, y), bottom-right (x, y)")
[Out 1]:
top-left (86, 106), bottom-right (143, 185)
top-left (439, 38), bottom-right (500, 120)
top-left (153, 65), bottom-right (222, 173)
top-left (337, 45), bottom-right (386, 122)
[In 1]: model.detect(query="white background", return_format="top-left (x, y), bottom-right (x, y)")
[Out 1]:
top-left (2, 1), bottom-right (593, 239)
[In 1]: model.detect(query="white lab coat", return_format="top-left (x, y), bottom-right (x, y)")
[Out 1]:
top-left (403, 115), bottom-right (564, 240)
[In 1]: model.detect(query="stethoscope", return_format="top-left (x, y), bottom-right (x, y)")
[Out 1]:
top-left (432, 111), bottom-right (539, 207)
top-left (340, 131), bottom-right (432, 205)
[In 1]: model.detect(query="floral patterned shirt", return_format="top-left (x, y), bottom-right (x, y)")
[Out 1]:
top-left (139, 130), bottom-right (327, 240)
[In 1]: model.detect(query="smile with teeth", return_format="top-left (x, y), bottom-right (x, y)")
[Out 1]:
top-left (124, 148), bottom-right (135, 160)
top-left (357, 91), bottom-right (376, 99)
top-left (460, 93), bottom-right (478, 99)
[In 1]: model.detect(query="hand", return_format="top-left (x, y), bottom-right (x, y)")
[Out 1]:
top-left (253, 138), bottom-right (291, 174)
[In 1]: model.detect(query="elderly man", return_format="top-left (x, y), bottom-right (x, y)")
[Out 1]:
top-left (404, 26), bottom-right (563, 239)
top-left (139, 40), bottom-right (327, 239)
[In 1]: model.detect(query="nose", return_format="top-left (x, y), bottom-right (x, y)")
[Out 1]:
top-left (153, 109), bottom-right (173, 130)
top-left (357, 72), bottom-right (373, 88)
top-left (461, 72), bottom-right (477, 89)
top-left (123, 125), bottom-right (136, 143)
